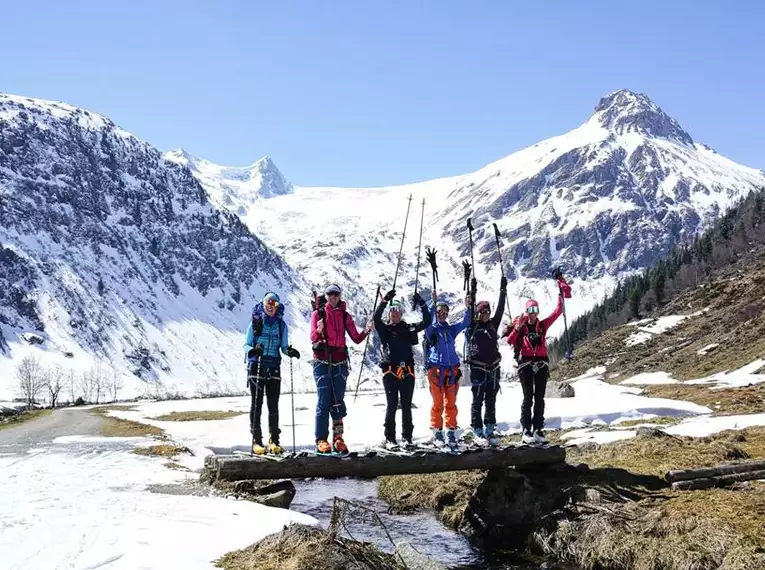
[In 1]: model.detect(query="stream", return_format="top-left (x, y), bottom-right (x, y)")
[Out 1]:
top-left (291, 478), bottom-right (543, 570)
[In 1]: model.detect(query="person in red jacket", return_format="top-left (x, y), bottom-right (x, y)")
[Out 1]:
top-left (310, 283), bottom-right (373, 454)
top-left (506, 275), bottom-right (572, 444)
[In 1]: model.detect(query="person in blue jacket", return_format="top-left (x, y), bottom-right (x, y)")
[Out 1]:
top-left (244, 292), bottom-right (299, 455)
top-left (424, 290), bottom-right (473, 447)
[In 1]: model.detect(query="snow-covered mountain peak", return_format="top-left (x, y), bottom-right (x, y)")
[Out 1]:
top-left (591, 88), bottom-right (693, 145)
top-left (164, 150), bottom-right (293, 213)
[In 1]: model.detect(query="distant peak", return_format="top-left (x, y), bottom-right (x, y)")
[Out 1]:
top-left (592, 89), bottom-right (693, 145)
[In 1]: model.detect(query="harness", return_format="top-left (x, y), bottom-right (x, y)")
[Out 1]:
top-left (383, 363), bottom-right (415, 380)
top-left (517, 360), bottom-right (549, 374)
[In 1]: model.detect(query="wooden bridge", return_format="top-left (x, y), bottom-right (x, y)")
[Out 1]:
top-left (203, 444), bottom-right (566, 482)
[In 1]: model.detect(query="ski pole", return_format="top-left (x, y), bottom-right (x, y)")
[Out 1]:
top-left (492, 223), bottom-right (512, 320)
top-left (392, 194), bottom-right (413, 292)
top-left (250, 357), bottom-right (262, 457)
top-left (289, 354), bottom-right (296, 454)
top-left (412, 198), bottom-right (425, 309)
top-left (466, 218), bottom-right (477, 315)
top-left (353, 285), bottom-right (382, 402)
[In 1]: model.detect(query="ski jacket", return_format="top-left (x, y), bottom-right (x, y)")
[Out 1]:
top-left (374, 297), bottom-right (431, 368)
top-left (310, 300), bottom-right (368, 362)
top-left (425, 305), bottom-right (472, 368)
top-left (506, 294), bottom-right (566, 360)
top-left (467, 287), bottom-right (507, 366)
top-left (244, 302), bottom-right (289, 366)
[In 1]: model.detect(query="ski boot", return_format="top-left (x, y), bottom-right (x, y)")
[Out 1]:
top-left (445, 428), bottom-right (458, 449)
top-left (401, 437), bottom-right (415, 451)
top-left (316, 439), bottom-right (332, 454)
top-left (332, 420), bottom-right (348, 455)
top-left (521, 429), bottom-right (535, 445)
top-left (485, 424), bottom-right (500, 447)
top-left (252, 440), bottom-right (266, 455)
top-left (472, 426), bottom-right (487, 447)
top-left (533, 429), bottom-right (548, 445)
top-left (384, 439), bottom-right (400, 451)
top-left (430, 428), bottom-right (445, 448)
top-left (268, 438), bottom-right (283, 455)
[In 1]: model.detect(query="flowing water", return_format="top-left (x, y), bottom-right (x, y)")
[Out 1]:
top-left (291, 478), bottom-right (544, 570)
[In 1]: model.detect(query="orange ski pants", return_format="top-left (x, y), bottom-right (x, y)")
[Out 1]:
top-left (428, 365), bottom-right (460, 430)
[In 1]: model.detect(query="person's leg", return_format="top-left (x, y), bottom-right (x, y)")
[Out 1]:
top-left (382, 371), bottom-right (399, 442)
top-left (265, 367), bottom-right (282, 447)
top-left (313, 362), bottom-right (331, 447)
top-left (400, 371), bottom-right (415, 442)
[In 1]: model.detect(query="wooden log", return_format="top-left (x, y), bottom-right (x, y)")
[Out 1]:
top-left (671, 469), bottom-right (765, 491)
top-left (666, 460), bottom-right (765, 483)
top-left (206, 445), bottom-right (566, 482)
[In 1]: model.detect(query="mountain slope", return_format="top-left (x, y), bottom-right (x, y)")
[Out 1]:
top-left (177, 90), bottom-right (765, 358)
top-left (0, 93), bottom-right (310, 400)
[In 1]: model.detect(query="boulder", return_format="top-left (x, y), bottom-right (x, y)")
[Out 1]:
top-left (546, 381), bottom-right (575, 398)
top-left (395, 542), bottom-right (447, 570)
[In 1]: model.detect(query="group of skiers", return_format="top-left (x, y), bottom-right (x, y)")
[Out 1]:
top-left (242, 275), bottom-right (572, 455)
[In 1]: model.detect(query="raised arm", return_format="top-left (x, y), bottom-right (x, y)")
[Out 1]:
top-left (541, 295), bottom-right (564, 330)
top-left (491, 278), bottom-right (507, 330)
top-left (410, 294), bottom-right (432, 333)
top-left (344, 311), bottom-right (369, 344)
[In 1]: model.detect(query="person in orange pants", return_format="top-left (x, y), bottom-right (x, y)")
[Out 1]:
top-left (423, 290), bottom-right (472, 447)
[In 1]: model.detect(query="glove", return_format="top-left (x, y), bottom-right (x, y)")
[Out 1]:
top-left (500, 275), bottom-right (507, 290)
top-left (383, 289), bottom-right (396, 302)
top-left (249, 344), bottom-right (264, 358)
top-left (286, 345), bottom-right (300, 359)
top-left (413, 291), bottom-right (425, 306)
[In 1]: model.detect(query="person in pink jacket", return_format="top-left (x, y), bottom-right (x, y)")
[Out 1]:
top-left (506, 274), bottom-right (572, 445)
top-left (310, 283), bottom-right (373, 454)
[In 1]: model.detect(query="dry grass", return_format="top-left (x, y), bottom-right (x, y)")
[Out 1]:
top-left (377, 470), bottom-right (486, 529)
top-left (0, 408), bottom-right (51, 430)
top-left (132, 444), bottom-right (190, 458)
top-left (91, 406), bottom-right (166, 439)
top-left (150, 410), bottom-right (245, 422)
top-left (164, 462), bottom-right (191, 471)
top-left (215, 523), bottom-right (402, 570)
top-left (643, 383), bottom-right (765, 416)
top-left (567, 426), bottom-right (765, 477)
top-left (612, 416), bottom-right (685, 427)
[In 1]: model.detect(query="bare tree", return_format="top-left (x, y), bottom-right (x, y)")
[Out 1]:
top-left (68, 369), bottom-right (77, 404)
top-left (16, 355), bottom-right (44, 410)
top-left (46, 365), bottom-right (64, 408)
top-left (78, 370), bottom-right (93, 403)
top-left (92, 360), bottom-right (105, 404)
top-left (109, 368), bottom-right (124, 403)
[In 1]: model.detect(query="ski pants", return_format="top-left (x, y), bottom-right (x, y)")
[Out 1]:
top-left (313, 360), bottom-right (349, 442)
top-left (427, 365), bottom-right (460, 430)
top-left (248, 360), bottom-right (281, 444)
top-left (382, 365), bottom-right (415, 441)
top-left (518, 360), bottom-right (549, 431)
top-left (470, 365), bottom-right (501, 430)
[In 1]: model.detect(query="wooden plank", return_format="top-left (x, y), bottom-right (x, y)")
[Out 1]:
top-left (671, 469), bottom-right (765, 491)
top-left (666, 460), bottom-right (765, 483)
top-left (205, 445), bottom-right (566, 482)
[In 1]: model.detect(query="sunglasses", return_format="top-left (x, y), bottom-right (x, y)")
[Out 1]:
top-left (479, 308), bottom-right (491, 315)
top-left (265, 298), bottom-right (279, 308)
top-left (327, 292), bottom-right (340, 298)
top-left (526, 305), bottom-right (540, 314)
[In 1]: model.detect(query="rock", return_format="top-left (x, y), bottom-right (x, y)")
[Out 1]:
top-left (546, 381), bottom-right (575, 398)
top-left (394, 542), bottom-right (447, 570)
top-left (636, 426), bottom-right (669, 438)
top-left (230, 479), bottom-right (296, 509)
top-left (577, 441), bottom-right (600, 452)
top-left (21, 332), bottom-right (45, 345)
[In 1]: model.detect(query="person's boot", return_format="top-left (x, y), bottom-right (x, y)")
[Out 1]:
top-left (485, 423), bottom-right (499, 446)
top-left (316, 439), bottom-right (331, 454)
top-left (521, 429), bottom-right (535, 445)
top-left (268, 437), bottom-right (283, 455)
top-left (533, 429), bottom-right (548, 445)
top-left (431, 428), bottom-right (445, 447)
top-left (252, 439), bottom-right (265, 455)
top-left (332, 420), bottom-right (348, 454)
top-left (445, 428), bottom-right (458, 448)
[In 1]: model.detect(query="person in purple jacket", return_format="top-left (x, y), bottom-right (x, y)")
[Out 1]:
top-left (465, 275), bottom-right (507, 444)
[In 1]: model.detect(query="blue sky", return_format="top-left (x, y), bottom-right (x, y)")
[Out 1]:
top-left (3, 1), bottom-right (763, 187)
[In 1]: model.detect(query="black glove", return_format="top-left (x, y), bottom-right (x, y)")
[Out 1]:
top-left (248, 344), bottom-right (264, 358)
top-left (383, 289), bottom-right (396, 302)
top-left (286, 345), bottom-right (300, 359)
top-left (500, 275), bottom-right (507, 290)
top-left (413, 291), bottom-right (425, 306)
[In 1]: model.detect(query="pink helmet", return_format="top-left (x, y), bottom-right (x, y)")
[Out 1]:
top-left (525, 299), bottom-right (540, 314)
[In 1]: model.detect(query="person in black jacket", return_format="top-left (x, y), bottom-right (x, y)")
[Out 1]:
top-left (374, 289), bottom-right (431, 450)
top-left (465, 275), bottom-right (507, 444)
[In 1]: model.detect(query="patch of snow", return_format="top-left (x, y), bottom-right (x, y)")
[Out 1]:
top-left (625, 331), bottom-right (653, 346)
top-left (665, 413), bottom-right (765, 437)
top-left (685, 359), bottom-right (765, 388)
top-left (697, 343), bottom-right (720, 355)
top-left (620, 372), bottom-right (678, 385)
